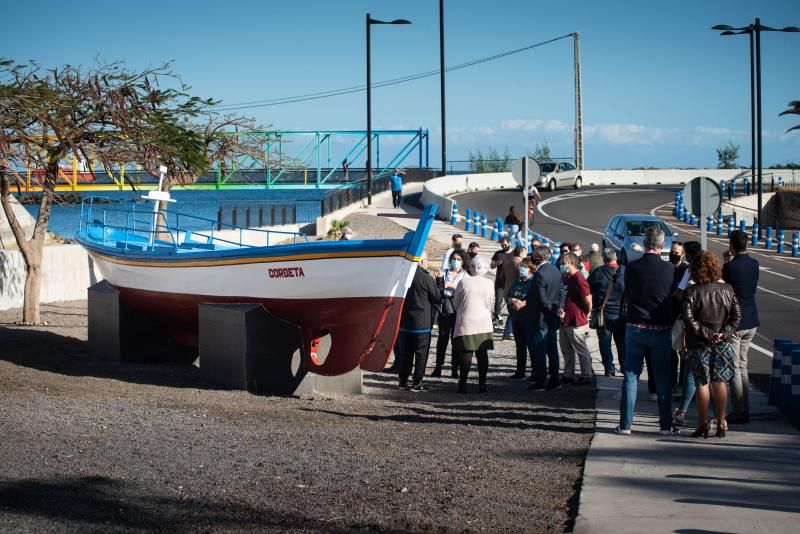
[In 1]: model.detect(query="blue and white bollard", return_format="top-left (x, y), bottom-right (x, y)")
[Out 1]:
top-left (473, 212), bottom-right (481, 236)
top-left (728, 216), bottom-right (735, 237)
top-left (770, 339), bottom-right (793, 406)
top-left (552, 242), bottom-right (561, 265)
top-left (765, 226), bottom-right (773, 250)
top-left (490, 220), bottom-right (498, 241)
top-left (717, 213), bottom-right (724, 236)
top-left (731, 180), bottom-right (737, 197)
top-left (707, 216), bottom-right (714, 233)
top-left (778, 176), bottom-right (784, 190)
top-left (793, 233), bottom-right (799, 258)
top-left (527, 230), bottom-right (533, 253)
top-left (720, 179), bottom-right (727, 197)
top-left (778, 229), bottom-right (786, 254)
top-left (690, 214), bottom-right (696, 226)
top-left (781, 344), bottom-right (799, 415)
top-left (791, 349), bottom-right (800, 426)
top-left (450, 203), bottom-right (459, 226)
top-left (480, 213), bottom-right (488, 238)
top-left (465, 208), bottom-right (472, 232)
top-left (739, 219), bottom-right (746, 234)
top-left (744, 179), bottom-right (750, 195)
top-left (498, 221), bottom-right (506, 242)
top-left (752, 223), bottom-right (759, 247)
top-left (542, 236), bottom-right (550, 246)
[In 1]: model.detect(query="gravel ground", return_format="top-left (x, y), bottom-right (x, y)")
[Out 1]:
top-left (0, 215), bottom-right (595, 533)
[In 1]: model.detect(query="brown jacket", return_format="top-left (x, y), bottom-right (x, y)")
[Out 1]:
top-left (681, 282), bottom-right (741, 345)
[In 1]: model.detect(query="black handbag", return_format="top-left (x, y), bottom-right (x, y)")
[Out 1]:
top-left (590, 267), bottom-right (620, 330)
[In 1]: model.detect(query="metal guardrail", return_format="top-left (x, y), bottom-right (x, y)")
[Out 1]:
top-left (721, 171), bottom-right (800, 200)
top-left (217, 200), bottom-right (318, 229)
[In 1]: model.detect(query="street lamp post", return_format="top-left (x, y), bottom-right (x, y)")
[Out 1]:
top-left (713, 19), bottom-right (799, 238)
top-left (366, 14), bottom-right (411, 205)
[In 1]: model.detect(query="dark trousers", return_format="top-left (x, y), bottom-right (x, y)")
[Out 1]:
top-left (597, 313), bottom-right (626, 374)
top-left (493, 286), bottom-right (505, 324)
top-left (436, 314), bottom-right (458, 372)
top-left (459, 350), bottom-right (489, 386)
top-left (398, 332), bottom-right (432, 385)
top-left (391, 189), bottom-right (402, 207)
top-left (512, 319), bottom-right (534, 375)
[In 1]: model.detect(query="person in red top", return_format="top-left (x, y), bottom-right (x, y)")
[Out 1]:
top-left (559, 252), bottom-right (593, 385)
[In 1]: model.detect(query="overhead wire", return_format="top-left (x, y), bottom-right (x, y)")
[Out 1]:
top-left (207, 32), bottom-right (574, 112)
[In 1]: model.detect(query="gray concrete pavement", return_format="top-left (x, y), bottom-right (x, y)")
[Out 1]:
top-left (576, 345), bottom-right (800, 533)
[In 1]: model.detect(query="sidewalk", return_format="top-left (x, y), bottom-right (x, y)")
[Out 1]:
top-left (576, 345), bottom-right (800, 533)
top-left (358, 182), bottom-right (503, 265)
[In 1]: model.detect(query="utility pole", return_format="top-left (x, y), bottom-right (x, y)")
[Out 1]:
top-left (574, 32), bottom-right (584, 171)
top-left (439, 0), bottom-right (447, 176)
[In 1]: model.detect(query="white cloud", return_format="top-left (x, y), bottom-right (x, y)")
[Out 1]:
top-left (695, 126), bottom-right (732, 136)
top-left (501, 119), bottom-right (569, 132)
top-left (583, 123), bottom-right (676, 145)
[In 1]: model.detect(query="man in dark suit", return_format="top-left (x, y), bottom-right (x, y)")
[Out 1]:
top-left (526, 245), bottom-right (565, 391)
top-left (723, 230), bottom-right (760, 424)
top-left (397, 252), bottom-right (441, 391)
top-left (618, 227), bottom-right (676, 435)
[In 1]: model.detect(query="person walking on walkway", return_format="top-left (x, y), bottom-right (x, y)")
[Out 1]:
top-left (588, 248), bottom-right (625, 377)
top-left (527, 245), bottom-right (564, 391)
top-left (433, 249), bottom-right (470, 378)
top-left (682, 251), bottom-right (742, 438)
top-left (490, 237), bottom-right (513, 329)
top-left (559, 253), bottom-right (593, 385)
top-left (397, 252), bottom-right (441, 391)
top-left (389, 168), bottom-right (405, 208)
top-left (506, 258), bottom-right (536, 379)
top-left (723, 230), bottom-right (759, 425)
top-left (617, 227), bottom-right (676, 435)
top-left (453, 260), bottom-right (495, 393)
top-left (504, 206), bottom-right (524, 247)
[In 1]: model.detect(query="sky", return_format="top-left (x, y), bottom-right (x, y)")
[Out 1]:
top-left (3, 0), bottom-right (800, 169)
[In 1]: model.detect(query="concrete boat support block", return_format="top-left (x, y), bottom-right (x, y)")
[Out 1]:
top-left (198, 303), bottom-right (362, 396)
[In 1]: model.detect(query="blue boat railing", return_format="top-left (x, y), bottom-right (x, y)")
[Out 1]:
top-left (78, 196), bottom-right (309, 251)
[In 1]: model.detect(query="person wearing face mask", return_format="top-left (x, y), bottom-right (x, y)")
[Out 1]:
top-left (490, 237), bottom-right (513, 329)
top-left (467, 242), bottom-right (488, 275)
top-left (559, 253), bottom-right (594, 386)
top-left (432, 249), bottom-right (471, 378)
top-left (506, 258), bottom-right (536, 379)
top-left (453, 255), bottom-right (495, 393)
top-left (588, 248), bottom-right (626, 376)
top-left (441, 234), bottom-right (463, 273)
top-left (571, 243), bottom-right (590, 278)
top-left (500, 246), bottom-right (528, 340)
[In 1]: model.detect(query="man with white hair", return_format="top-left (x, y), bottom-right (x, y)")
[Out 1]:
top-left (617, 227), bottom-right (677, 436)
top-left (397, 251), bottom-right (441, 391)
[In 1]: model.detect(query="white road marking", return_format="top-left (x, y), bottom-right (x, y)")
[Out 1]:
top-left (759, 267), bottom-right (795, 280)
top-left (757, 284), bottom-right (800, 303)
top-left (536, 189), bottom-right (657, 237)
top-left (749, 342), bottom-right (774, 358)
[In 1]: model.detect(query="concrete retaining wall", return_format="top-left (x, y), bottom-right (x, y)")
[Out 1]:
top-left (421, 168), bottom-right (797, 222)
top-left (0, 244), bottom-right (104, 311)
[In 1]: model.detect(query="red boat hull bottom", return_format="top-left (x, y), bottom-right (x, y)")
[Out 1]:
top-left (115, 287), bottom-right (402, 376)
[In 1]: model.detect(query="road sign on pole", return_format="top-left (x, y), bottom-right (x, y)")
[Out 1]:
top-left (512, 156), bottom-right (540, 247)
top-left (682, 177), bottom-right (722, 251)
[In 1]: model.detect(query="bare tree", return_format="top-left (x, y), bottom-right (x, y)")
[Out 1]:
top-left (0, 59), bottom-right (210, 323)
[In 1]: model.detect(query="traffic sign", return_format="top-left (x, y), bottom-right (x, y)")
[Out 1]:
top-left (511, 156), bottom-right (540, 188)
top-left (682, 176), bottom-right (721, 251)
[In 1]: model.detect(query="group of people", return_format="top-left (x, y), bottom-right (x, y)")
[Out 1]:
top-left (390, 225), bottom-right (759, 439)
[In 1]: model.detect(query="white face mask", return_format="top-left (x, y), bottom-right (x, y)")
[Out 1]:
top-left (343, 233), bottom-right (352, 240)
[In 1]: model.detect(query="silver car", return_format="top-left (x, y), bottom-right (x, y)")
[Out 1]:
top-left (536, 161), bottom-right (582, 191)
top-left (602, 214), bottom-right (678, 264)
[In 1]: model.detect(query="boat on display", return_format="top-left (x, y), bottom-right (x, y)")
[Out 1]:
top-left (75, 176), bottom-right (435, 376)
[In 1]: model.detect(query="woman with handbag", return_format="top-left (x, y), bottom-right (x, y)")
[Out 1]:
top-left (588, 248), bottom-right (626, 376)
top-left (681, 251), bottom-right (741, 438)
top-left (432, 249), bottom-right (471, 378)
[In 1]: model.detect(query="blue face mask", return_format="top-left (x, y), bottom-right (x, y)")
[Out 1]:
top-left (560, 264), bottom-right (569, 275)
top-left (450, 258), bottom-right (462, 271)
top-left (518, 267), bottom-right (530, 279)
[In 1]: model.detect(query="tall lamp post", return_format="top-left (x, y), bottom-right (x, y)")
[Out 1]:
top-left (366, 13), bottom-right (411, 205)
top-left (712, 19), bottom-right (799, 238)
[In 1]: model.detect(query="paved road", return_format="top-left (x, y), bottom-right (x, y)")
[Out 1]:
top-left (454, 186), bottom-right (800, 391)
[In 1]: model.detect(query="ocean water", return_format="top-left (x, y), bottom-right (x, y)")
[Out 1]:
top-left (24, 189), bottom-right (328, 239)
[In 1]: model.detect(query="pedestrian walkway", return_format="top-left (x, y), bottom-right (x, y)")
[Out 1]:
top-left (360, 182), bottom-right (503, 267)
top-left (576, 346), bottom-right (800, 533)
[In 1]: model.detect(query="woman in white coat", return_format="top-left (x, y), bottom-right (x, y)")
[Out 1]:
top-left (453, 260), bottom-right (495, 393)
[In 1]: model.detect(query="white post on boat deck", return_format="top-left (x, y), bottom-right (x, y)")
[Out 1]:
top-left (143, 165), bottom-right (174, 249)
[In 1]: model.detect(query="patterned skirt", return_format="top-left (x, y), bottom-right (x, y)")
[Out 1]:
top-left (687, 341), bottom-right (736, 386)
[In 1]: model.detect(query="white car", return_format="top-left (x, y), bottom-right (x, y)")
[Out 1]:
top-left (536, 162), bottom-right (582, 191)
